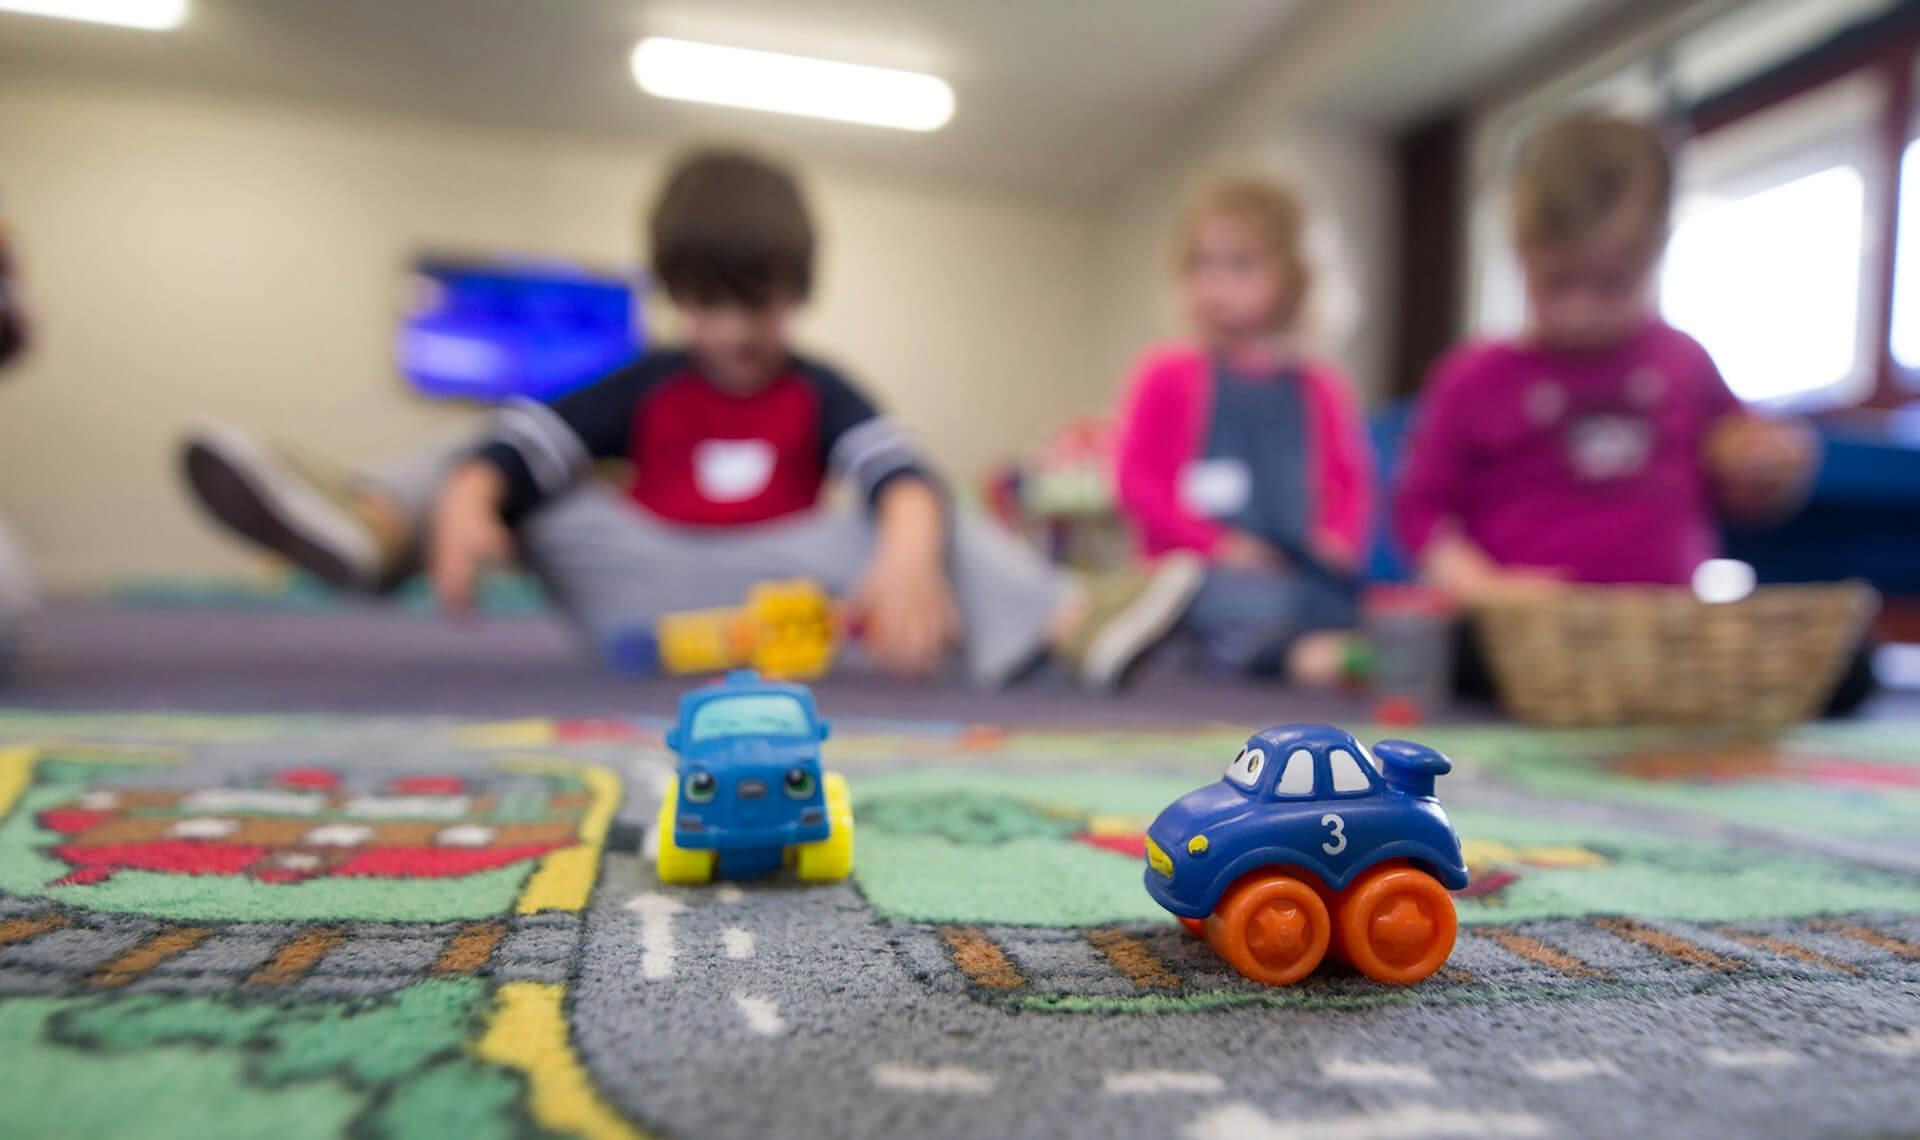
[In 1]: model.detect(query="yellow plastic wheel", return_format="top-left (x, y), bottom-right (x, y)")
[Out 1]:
top-left (654, 781), bottom-right (716, 885)
top-left (793, 772), bottom-right (854, 882)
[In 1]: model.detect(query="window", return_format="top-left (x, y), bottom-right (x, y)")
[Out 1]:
top-left (1274, 749), bottom-right (1315, 798)
top-left (688, 695), bottom-right (813, 742)
top-left (1889, 137), bottom-right (1920, 381)
top-left (1661, 76), bottom-right (1881, 408)
top-left (1663, 165), bottom-right (1868, 404)
top-left (1328, 749), bottom-right (1372, 794)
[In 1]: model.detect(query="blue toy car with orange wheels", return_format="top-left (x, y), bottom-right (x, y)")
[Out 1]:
top-left (653, 671), bottom-right (854, 884)
top-left (1144, 724), bottom-right (1468, 985)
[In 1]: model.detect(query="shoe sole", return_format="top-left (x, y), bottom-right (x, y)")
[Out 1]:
top-left (1084, 553), bottom-right (1206, 692)
top-left (181, 428), bottom-right (378, 591)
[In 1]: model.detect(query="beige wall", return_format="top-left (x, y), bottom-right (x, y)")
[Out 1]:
top-left (1092, 123), bottom-right (1396, 402)
top-left (0, 80), bottom-right (1103, 587)
top-left (1089, 2), bottom-right (1402, 405)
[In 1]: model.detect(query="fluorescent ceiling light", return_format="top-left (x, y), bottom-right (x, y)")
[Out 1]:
top-left (632, 37), bottom-right (953, 132)
top-left (0, 0), bottom-right (187, 29)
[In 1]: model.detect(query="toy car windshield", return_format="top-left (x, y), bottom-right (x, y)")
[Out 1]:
top-left (687, 694), bottom-right (815, 742)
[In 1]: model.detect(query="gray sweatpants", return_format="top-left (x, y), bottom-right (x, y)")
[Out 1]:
top-left (368, 439), bottom-right (1070, 687)
top-left (0, 516), bottom-right (32, 681)
top-left (1180, 564), bottom-right (1360, 676)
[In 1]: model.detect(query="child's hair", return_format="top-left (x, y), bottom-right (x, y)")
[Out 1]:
top-left (1173, 174), bottom-right (1312, 329)
top-left (649, 148), bottom-right (815, 307)
top-left (1509, 112), bottom-right (1672, 258)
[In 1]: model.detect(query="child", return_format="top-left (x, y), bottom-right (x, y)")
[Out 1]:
top-left (1394, 113), bottom-right (1816, 604)
top-left (180, 148), bottom-right (1202, 689)
top-left (1113, 175), bottom-right (1373, 683)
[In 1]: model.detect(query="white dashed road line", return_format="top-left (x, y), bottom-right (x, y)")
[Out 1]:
top-left (871, 1064), bottom-right (997, 1094)
top-left (1523, 1057), bottom-right (1621, 1081)
top-left (1186, 1102), bottom-right (1548, 1140)
top-left (733, 993), bottom-right (785, 1036)
top-left (1863, 1029), bottom-right (1920, 1056)
top-left (721, 926), bottom-right (756, 960)
top-left (1103, 1070), bottom-right (1226, 1095)
top-left (625, 892), bottom-right (686, 981)
top-left (1703, 1047), bottom-right (1799, 1069)
top-left (1320, 1059), bottom-right (1438, 1088)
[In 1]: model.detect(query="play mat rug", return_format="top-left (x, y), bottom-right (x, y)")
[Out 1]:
top-left (0, 712), bottom-right (1916, 1140)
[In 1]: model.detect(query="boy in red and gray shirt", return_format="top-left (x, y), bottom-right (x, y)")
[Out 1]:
top-left (182, 149), bottom-right (1200, 688)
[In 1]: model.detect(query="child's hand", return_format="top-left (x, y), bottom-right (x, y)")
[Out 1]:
top-left (1473, 566), bottom-right (1570, 603)
top-left (1216, 530), bottom-right (1289, 575)
top-left (854, 478), bottom-right (958, 679)
top-left (1423, 531), bottom-right (1566, 604)
top-left (1308, 532), bottom-right (1360, 574)
top-left (1706, 415), bottom-right (1818, 521)
top-left (428, 461), bottom-right (512, 615)
top-left (851, 550), bottom-right (959, 679)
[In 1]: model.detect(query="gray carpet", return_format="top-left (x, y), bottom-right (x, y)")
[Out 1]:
top-left (2, 601), bottom-right (1918, 1139)
top-left (1, 711), bottom-right (1917, 1140)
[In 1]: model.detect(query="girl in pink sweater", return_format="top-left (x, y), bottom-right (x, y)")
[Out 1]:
top-left (1113, 176), bottom-right (1374, 683)
top-left (1395, 114), bottom-right (1815, 601)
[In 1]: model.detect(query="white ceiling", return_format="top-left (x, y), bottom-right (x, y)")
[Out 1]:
top-left (1307, 0), bottom-right (1642, 123)
top-left (0, 0), bottom-right (1635, 201)
top-left (0, 0), bottom-right (1312, 201)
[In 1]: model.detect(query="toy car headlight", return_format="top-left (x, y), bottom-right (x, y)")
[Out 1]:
top-left (1186, 834), bottom-right (1209, 857)
top-left (1145, 837), bottom-right (1174, 879)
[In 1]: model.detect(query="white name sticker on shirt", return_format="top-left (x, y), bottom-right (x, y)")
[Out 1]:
top-left (694, 439), bottom-right (777, 503)
top-left (1179, 458), bottom-right (1253, 518)
top-left (1567, 414), bottom-right (1653, 482)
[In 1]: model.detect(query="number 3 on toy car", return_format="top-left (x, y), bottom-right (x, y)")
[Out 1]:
top-left (1320, 813), bottom-right (1347, 855)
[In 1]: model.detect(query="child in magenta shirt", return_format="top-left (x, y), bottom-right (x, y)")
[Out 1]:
top-left (1396, 113), bottom-right (1816, 600)
top-left (1114, 176), bottom-right (1373, 683)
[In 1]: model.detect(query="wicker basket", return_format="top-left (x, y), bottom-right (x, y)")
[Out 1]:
top-left (1473, 582), bottom-right (1878, 727)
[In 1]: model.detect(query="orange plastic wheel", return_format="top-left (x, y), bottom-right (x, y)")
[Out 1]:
top-left (1179, 916), bottom-right (1207, 940)
top-left (1205, 872), bottom-right (1331, 986)
top-left (1335, 864), bottom-right (1457, 985)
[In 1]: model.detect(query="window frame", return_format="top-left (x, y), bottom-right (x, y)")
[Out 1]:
top-left (1685, 9), bottom-right (1920, 410)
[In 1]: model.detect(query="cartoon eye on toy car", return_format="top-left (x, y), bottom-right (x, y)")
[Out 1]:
top-left (654, 671), bottom-right (854, 884)
top-left (1143, 724), bottom-right (1468, 986)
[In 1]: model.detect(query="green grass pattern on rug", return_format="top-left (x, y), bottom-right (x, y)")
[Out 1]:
top-left (851, 768), bottom-right (1920, 927)
top-left (0, 980), bottom-right (529, 1140)
top-left (1430, 724), bottom-right (1920, 843)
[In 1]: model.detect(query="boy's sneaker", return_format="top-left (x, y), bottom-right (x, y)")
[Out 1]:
top-left (180, 423), bottom-right (393, 591)
top-left (1063, 553), bottom-right (1206, 691)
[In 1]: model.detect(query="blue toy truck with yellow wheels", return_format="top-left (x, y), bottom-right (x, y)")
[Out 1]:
top-left (654, 671), bottom-right (854, 884)
top-left (1144, 723), bottom-right (1468, 985)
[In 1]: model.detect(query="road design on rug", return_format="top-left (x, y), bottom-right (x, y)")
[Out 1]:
top-left (0, 739), bottom-right (643, 1140)
top-left (0, 716), bottom-right (1918, 1140)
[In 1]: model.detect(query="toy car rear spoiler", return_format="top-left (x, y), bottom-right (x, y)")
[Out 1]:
top-left (1372, 740), bottom-right (1452, 798)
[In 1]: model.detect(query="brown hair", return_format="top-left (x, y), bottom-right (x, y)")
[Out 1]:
top-left (1173, 174), bottom-right (1312, 330)
top-left (1510, 112), bottom-right (1672, 256)
top-left (649, 148), bottom-right (815, 307)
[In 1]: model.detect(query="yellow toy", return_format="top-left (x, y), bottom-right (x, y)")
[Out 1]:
top-left (655, 580), bottom-right (838, 681)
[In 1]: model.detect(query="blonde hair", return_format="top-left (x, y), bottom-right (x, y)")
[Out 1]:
top-left (1173, 174), bottom-right (1312, 330)
top-left (1510, 112), bottom-right (1673, 256)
